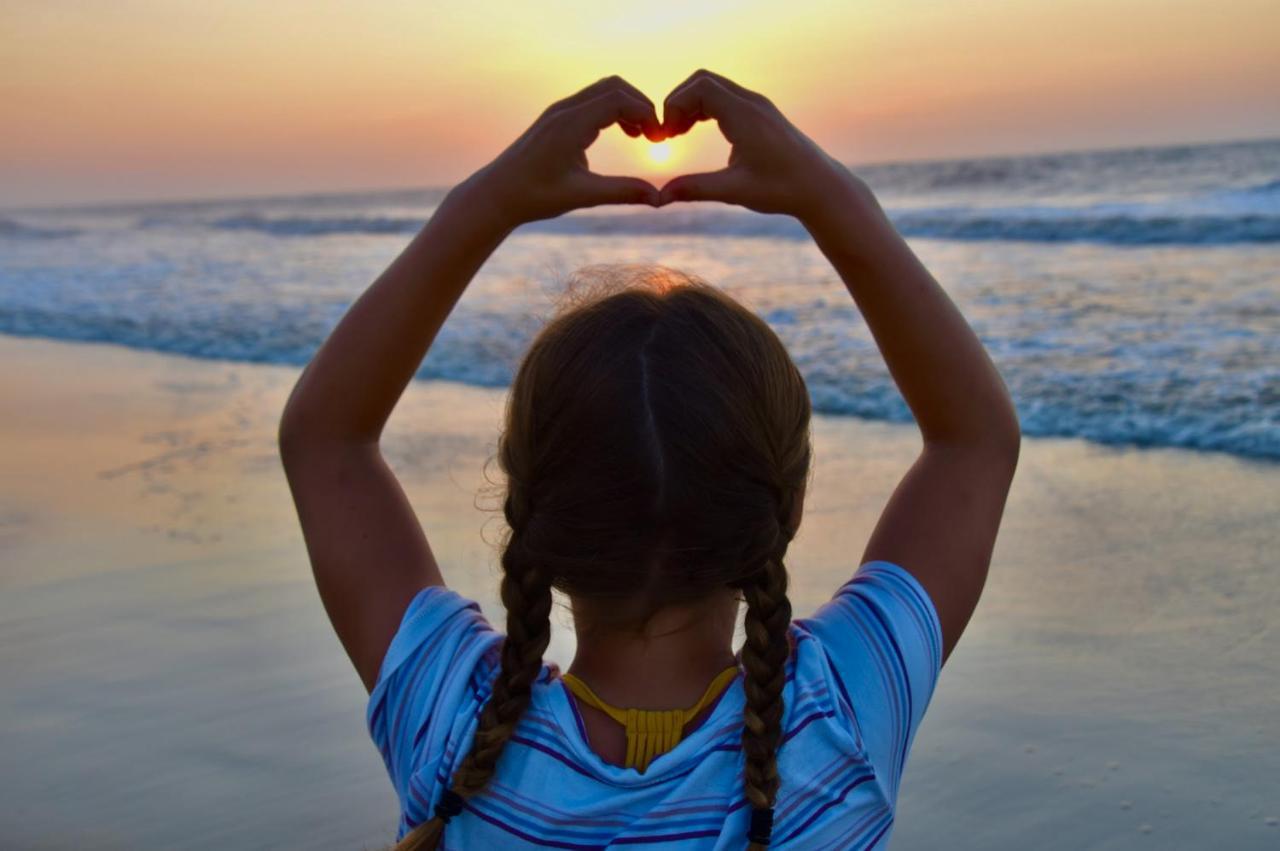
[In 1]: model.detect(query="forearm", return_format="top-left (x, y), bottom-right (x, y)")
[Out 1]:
top-left (279, 174), bottom-right (512, 448)
top-left (803, 172), bottom-right (1019, 451)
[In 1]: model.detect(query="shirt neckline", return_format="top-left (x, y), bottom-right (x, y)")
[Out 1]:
top-left (539, 665), bottom-right (746, 787)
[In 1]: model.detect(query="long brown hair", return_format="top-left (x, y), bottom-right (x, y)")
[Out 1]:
top-left (396, 265), bottom-right (812, 850)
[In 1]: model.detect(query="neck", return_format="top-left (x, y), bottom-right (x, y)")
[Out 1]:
top-left (567, 591), bottom-right (739, 709)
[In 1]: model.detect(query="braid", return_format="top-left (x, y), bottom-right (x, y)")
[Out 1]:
top-left (739, 498), bottom-right (796, 850)
top-left (393, 491), bottom-right (553, 851)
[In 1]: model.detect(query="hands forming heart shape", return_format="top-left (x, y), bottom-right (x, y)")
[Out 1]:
top-left (470, 70), bottom-right (852, 230)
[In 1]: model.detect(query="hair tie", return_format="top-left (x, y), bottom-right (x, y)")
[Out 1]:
top-left (434, 789), bottom-right (465, 824)
top-left (747, 805), bottom-right (774, 845)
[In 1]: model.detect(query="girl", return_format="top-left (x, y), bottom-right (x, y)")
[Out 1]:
top-left (280, 71), bottom-right (1020, 849)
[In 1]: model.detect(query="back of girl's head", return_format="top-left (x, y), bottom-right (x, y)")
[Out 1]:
top-left (398, 265), bottom-right (812, 850)
top-left (503, 264), bottom-right (811, 613)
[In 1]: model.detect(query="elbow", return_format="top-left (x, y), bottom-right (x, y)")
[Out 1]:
top-left (277, 385), bottom-right (325, 464)
top-left (277, 366), bottom-right (312, 462)
top-left (277, 405), bottom-right (308, 467)
top-left (999, 422), bottom-right (1022, 478)
top-left (927, 396), bottom-right (1021, 473)
top-left (277, 398), bottom-right (377, 464)
top-left (977, 378), bottom-right (1021, 468)
top-left (988, 399), bottom-right (1022, 474)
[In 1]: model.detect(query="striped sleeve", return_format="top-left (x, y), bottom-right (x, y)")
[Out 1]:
top-left (796, 561), bottom-right (944, 800)
top-left (366, 586), bottom-right (501, 812)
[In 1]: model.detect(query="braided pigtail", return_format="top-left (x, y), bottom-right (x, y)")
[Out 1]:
top-left (393, 492), bottom-right (553, 851)
top-left (739, 501), bottom-right (796, 850)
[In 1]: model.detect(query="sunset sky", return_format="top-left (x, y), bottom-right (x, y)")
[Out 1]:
top-left (4, 0), bottom-right (1278, 206)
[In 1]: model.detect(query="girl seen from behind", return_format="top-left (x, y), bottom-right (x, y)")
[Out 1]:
top-left (280, 71), bottom-right (1020, 849)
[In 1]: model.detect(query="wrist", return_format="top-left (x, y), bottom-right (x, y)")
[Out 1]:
top-left (797, 165), bottom-right (870, 226)
top-left (407, 171), bottom-right (515, 266)
top-left (798, 169), bottom-right (895, 256)
top-left (440, 165), bottom-right (523, 237)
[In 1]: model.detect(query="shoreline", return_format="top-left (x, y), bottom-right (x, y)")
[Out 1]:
top-left (3, 329), bottom-right (1275, 469)
top-left (1, 334), bottom-right (1277, 849)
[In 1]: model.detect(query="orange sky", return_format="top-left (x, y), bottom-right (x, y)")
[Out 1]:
top-left (4, 0), bottom-right (1278, 206)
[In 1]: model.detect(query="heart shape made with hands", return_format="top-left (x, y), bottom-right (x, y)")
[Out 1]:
top-left (581, 71), bottom-right (781, 211)
top-left (510, 71), bottom-right (805, 219)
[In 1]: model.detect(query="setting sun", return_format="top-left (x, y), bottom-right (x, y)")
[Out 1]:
top-left (647, 141), bottom-right (673, 166)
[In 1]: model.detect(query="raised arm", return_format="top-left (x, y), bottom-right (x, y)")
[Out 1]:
top-left (660, 71), bottom-right (1020, 664)
top-left (279, 77), bottom-right (662, 690)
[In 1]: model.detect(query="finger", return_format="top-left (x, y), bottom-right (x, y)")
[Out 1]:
top-left (658, 169), bottom-right (743, 205)
top-left (619, 120), bottom-right (643, 138)
top-left (691, 69), bottom-right (771, 106)
top-left (662, 74), bottom-right (750, 138)
top-left (593, 79), bottom-right (665, 139)
top-left (575, 173), bottom-right (660, 208)
top-left (566, 89), bottom-right (661, 145)
top-left (542, 75), bottom-right (628, 116)
top-left (545, 77), bottom-right (663, 138)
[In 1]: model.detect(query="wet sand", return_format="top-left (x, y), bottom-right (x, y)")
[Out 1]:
top-left (0, 334), bottom-right (1276, 849)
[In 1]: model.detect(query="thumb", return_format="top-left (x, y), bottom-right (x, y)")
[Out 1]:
top-left (659, 169), bottom-right (742, 205)
top-left (575, 174), bottom-right (660, 208)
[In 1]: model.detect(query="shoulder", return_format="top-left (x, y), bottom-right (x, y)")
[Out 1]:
top-left (366, 586), bottom-right (504, 811)
top-left (790, 562), bottom-right (944, 799)
top-left (797, 561), bottom-right (943, 680)
top-left (373, 587), bottom-right (496, 681)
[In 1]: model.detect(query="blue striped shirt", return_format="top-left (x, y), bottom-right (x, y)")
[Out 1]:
top-left (368, 561), bottom-right (943, 849)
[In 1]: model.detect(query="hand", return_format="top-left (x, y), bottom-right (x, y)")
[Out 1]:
top-left (657, 70), bottom-right (851, 221)
top-left (467, 76), bottom-right (664, 229)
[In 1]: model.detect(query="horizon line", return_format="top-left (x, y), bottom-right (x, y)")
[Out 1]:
top-left (8, 132), bottom-right (1278, 215)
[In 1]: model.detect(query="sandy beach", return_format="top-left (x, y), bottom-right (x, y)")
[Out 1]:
top-left (1, 333), bottom-right (1276, 850)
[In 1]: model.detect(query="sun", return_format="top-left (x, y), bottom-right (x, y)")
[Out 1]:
top-left (647, 141), bottom-right (673, 165)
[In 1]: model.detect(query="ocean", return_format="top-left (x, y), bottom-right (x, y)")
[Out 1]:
top-left (3, 137), bottom-right (1277, 459)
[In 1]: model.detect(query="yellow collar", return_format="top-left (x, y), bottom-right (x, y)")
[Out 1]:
top-left (560, 665), bottom-right (740, 773)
